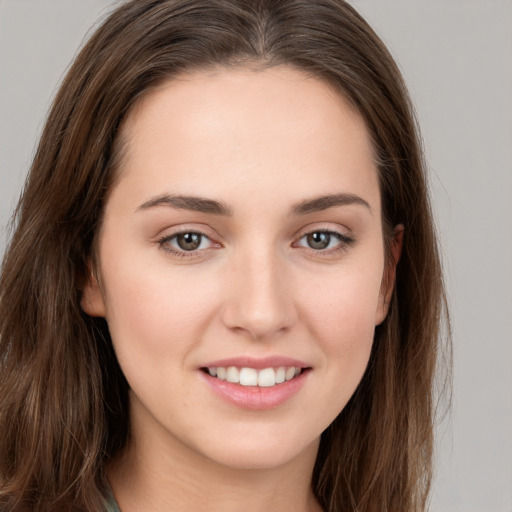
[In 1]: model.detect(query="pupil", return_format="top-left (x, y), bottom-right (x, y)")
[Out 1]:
top-left (177, 233), bottom-right (201, 251)
top-left (307, 232), bottom-right (330, 250)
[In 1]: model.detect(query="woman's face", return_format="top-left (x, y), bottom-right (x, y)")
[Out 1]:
top-left (83, 65), bottom-right (396, 470)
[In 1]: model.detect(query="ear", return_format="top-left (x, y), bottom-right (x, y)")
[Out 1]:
top-left (375, 224), bottom-right (404, 325)
top-left (80, 263), bottom-right (106, 317)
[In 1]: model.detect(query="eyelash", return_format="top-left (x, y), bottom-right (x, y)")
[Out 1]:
top-left (157, 229), bottom-right (355, 259)
top-left (157, 230), bottom-right (219, 259)
top-left (294, 230), bottom-right (355, 254)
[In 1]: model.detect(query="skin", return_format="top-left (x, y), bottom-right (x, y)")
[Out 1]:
top-left (82, 65), bottom-right (401, 512)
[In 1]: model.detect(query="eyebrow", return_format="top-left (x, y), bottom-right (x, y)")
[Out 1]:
top-left (290, 193), bottom-right (372, 216)
top-left (136, 192), bottom-right (371, 216)
top-left (137, 194), bottom-right (233, 216)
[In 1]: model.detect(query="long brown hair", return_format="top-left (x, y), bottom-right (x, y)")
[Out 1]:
top-left (0, 1), bottom-right (450, 510)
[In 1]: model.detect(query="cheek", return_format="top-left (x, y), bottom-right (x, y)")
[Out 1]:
top-left (303, 264), bottom-right (382, 339)
top-left (98, 258), bottom-right (224, 424)
top-left (298, 261), bottom-right (383, 388)
top-left (99, 252), bottom-right (220, 365)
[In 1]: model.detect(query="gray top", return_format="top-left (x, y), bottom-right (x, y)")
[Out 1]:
top-left (105, 492), bottom-right (121, 512)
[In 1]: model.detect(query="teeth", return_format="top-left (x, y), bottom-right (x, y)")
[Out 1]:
top-left (285, 367), bottom-right (296, 381)
top-left (226, 366), bottom-right (239, 383)
top-left (258, 368), bottom-right (276, 387)
top-left (206, 366), bottom-right (303, 387)
top-left (239, 367), bottom-right (258, 386)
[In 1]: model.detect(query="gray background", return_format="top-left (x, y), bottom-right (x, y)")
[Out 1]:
top-left (1, 1), bottom-right (511, 510)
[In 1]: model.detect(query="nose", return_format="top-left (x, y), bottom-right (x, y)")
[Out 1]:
top-left (221, 247), bottom-right (297, 341)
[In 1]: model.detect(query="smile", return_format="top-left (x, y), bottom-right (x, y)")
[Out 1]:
top-left (204, 366), bottom-right (302, 387)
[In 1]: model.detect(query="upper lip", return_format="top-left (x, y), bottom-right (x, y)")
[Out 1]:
top-left (201, 356), bottom-right (311, 370)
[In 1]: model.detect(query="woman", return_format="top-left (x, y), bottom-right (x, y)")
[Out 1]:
top-left (0, 1), bottom-right (449, 511)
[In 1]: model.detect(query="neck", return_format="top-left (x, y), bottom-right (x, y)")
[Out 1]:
top-left (108, 405), bottom-right (323, 512)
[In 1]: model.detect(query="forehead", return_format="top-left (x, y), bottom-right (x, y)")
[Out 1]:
top-left (124, 64), bottom-right (369, 150)
top-left (111, 65), bottom-right (380, 214)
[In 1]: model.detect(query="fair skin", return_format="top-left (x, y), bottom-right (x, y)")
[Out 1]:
top-left (82, 65), bottom-right (400, 512)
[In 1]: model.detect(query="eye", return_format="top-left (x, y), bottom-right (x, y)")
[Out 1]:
top-left (296, 230), bottom-right (353, 251)
top-left (159, 231), bottom-right (215, 254)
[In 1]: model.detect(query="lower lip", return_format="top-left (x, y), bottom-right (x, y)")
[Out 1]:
top-left (199, 370), bottom-right (310, 410)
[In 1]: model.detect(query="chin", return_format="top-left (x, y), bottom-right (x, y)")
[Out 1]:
top-left (194, 433), bottom-right (320, 471)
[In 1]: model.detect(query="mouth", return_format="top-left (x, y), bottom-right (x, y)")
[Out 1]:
top-left (200, 366), bottom-right (309, 388)
top-left (199, 359), bottom-right (311, 409)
